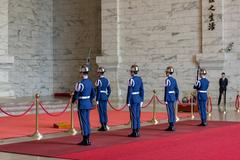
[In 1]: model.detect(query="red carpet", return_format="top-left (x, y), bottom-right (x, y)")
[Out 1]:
top-left (0, 120), bottom-right (239, 160)
top-left (0, 109), bottom-right (190, 139)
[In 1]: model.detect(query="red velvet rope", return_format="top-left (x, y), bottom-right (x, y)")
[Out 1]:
top-left (107, 101), bottom-right (128, 111)
top-left (39, 99), bottom-right (71, 117)
top-left (107, 95), bottom-right (154, 111)
top-left (235, 95), bottom-right (240, 110)
top-left (155, 96), bottom-right (166, 105)
top-left (207, 96), bottom-right (213, 113)
top-left (0, 102), bottom-right (35, 117)
top-left (141, 96), bottom-right (154, 108)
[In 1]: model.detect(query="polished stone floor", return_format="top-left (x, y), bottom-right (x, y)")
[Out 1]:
top-left (0, 105), bottom-right (239, 160)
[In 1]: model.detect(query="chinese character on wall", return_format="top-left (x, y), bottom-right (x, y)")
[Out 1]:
top-left (208, 0), bottom-right (216, 31)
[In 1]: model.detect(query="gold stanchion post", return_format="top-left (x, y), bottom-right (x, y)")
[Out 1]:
top-left (31, 93), bottom-right (43, 140)
top-left (236, 91), bottom-right (240, 113)
top-left (190, 95), bottom-right (195, 120)
top-left (150, 90), bottom-right (158, 125)
top-left (175, 100), bottom-right (179, 122)
top-left (67, 92), bottom-right (78, 135)
top-left (207, 95), bottom-right (212, 117)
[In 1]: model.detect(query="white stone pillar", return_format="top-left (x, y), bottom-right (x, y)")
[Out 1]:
top-left (0, 0), bottom-right (14, 97)
top-left (97, 0), bottom-right (123, 99)
top-left (202, 0), bottom-right (224, 53)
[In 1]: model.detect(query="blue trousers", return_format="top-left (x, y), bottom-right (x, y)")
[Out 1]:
top-left (98, 100), bottom-right (108, 124)
top-left (198, 100), bottom-right (207, 123)
top-left (166, 101), bottom-right (176, 125)
top-left (129, 102), bottom-right (141, 129)
top-left (78, 109), bottom-right (90, 136)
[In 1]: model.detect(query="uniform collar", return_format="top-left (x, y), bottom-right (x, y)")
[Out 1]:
top-left (168, 75), bottom-right (173, 77)
top-left (132, 74), bottom-right (138, 78)
top-left (83, 75), bottom-right (88, 79)
top-left (201, 76), bottom-right (206, 79)
top-left (100, 75), bottom-right (105, 78)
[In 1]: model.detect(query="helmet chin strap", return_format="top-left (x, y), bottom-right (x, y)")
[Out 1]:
top-left (83, 75), bottom-right (88, 79)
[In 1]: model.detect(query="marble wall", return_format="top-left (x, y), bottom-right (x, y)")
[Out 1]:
top-left (99, 0), bottom-right (201, 100)
top-left (8, 0), bottom-right (53, 97)
top-left (0, 0), bottom-right (14, 97)
top-left (3, 0), bottom-right (101, 97)
top-left (53, 0), bottom-right (101, 93)
top-left (98, 0), bottom-right (240, 103)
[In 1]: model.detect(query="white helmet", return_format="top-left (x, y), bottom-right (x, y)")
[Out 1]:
top-left (80, 64), bottom-right (89, 73)
top-left (97, 66), bottom-right (105, 73)
top-left (200, 68), bottom-right (207, 75)
top-left (130, 64), bottom-right (139, 72)
top-left (165, 66), bottom-right (174, 74)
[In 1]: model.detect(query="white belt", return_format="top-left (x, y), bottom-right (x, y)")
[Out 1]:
top-left (79, 96), bottom-right (90, 99)
top-left (100, 90), bottom-right (108, 94)
top-left (198, 90), bottom-right (207, 93)
top-left (168, 91), bottom-right (175, 94)
top-left (132, 92), bottom-right (139, 95)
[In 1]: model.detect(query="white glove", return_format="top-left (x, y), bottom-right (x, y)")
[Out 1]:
top-left (165, 101), bottom-right (168, 105)
top-left (127, 104), bottom-right (130, 107)
top-left (96, 101), bottom-right (99, 105)
top-left (140, 102), bottom-right (143, 107)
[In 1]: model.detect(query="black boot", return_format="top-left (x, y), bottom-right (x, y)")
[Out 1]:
top-left (103, 123), bottom-right (108, 131)
top-left (86, 135), bottom-right (91, 145)
top-left (135, 129), bottom-right (140, 137)
top-left (165, 123), bottom-right (175, 131)
top-left (98, 123), bottom-right (105, 131)
top-left (78, 136), bottom-right (88, 145)
top-left (128, 129), bottom-right (136, 137)
top-left (198, 121), bottom-right (207, 126)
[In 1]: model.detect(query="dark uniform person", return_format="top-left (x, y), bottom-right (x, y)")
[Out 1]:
top-left (72, 65), bottom-right (96, 145)
top-left (217, 72), bottom-right (228, 112)
top-left (193, 68), bottom-right (209, 126)
top-left (127, 64), bottom-right (144, 137)
top-left (164, 66), bottom-right (179, 131)
top-left (95, 66), bottom-right (111, 131)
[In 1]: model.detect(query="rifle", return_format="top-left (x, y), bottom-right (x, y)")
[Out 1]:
top-left (86, 48), bottom-right (92, 69)
top-left (196, 64), bottom-right (200, 81)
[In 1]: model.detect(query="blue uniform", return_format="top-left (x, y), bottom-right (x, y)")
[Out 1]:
top-left (127, 75), bottom-right (144, 130)
top-left (95, 76), bottom-right (111, 125)
top-left (194, 77), bottom-right (209, 124)
top-left (72, 77), bottom-right (96, 136)
top-left (164, 75), bottom-right (179, 126)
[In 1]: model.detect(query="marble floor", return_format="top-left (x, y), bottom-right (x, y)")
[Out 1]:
top-left (0, 105), bottom-right (239, 160)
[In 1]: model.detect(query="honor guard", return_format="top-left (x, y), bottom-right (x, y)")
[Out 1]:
top-left (164, 66), bottom-right (179, 131)
top-left (72, 65), bottom-right (96, 145)
top-left (95, 67), bottom-right (111, 131)
top-left (126, 64), bottom-right (144, 137)
top-left (193, 68), bottom-right (209, 126)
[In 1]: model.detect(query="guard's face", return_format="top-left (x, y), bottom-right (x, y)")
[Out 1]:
top-left (80, 72), bottom-right (83, 78)
top-left (96, 72), bottom-right (100, 77)
top-left (165, 72), bottom-right (169, 76)
top-left (222, 74), bottom-right (225, 78)
top-left (130, 71), bottom-right (134, 76)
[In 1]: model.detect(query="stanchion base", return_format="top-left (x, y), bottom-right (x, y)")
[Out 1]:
top-left (31, 131), bottom-right (43, 140)
top-left (150, 118), bottom-right (159, 125)
top-left (66, 128), bottom-right (78, 135)
top-left (191, 115), bottom-right (195, 120)
top-left (176, 116), bottom-right (180, 122)
top-left (106, 125), bottom-right (110, 131)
